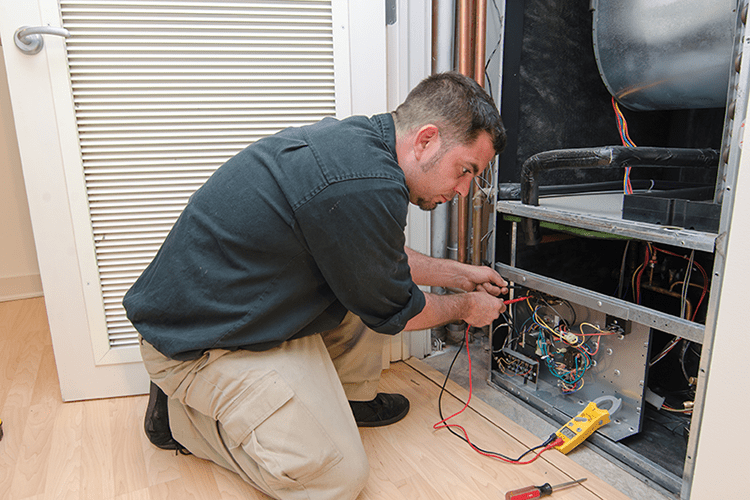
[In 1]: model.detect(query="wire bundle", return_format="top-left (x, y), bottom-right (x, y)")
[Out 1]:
top-left (653, 246), bottom-right (709, 321)
top-left (631, 243), bottom-right (709, 321)
top-left (611, 97), bottom-right (636, 194)
top-left (528, 303), bottom-right (616, 394)
top-left (495, 295), bottom-right (617, 395)
top-left (628, 244), bottom-right (707, 413)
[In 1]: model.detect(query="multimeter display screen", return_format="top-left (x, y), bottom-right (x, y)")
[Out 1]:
top-left (560, 426), bottom-right (577, 439)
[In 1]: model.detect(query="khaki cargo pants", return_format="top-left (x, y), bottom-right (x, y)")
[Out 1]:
top-left (139, 312), bottom-right (386, 500)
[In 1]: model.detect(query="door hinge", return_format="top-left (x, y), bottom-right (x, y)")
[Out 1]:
top-left (386, 0), bottom-right (397, 25)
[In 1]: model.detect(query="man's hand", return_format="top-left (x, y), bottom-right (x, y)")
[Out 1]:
top-left (451, 264), bottom-right (508, 297)
top-left (403, 288), bottom-right (507, 331)
top-left (461, 290), bottom-right (507, 327)
top-left (402, 247), bottom-right (510, 331)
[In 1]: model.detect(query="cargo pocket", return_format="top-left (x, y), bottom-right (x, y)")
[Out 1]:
top-left (217, 370), bottom-right (344, 487)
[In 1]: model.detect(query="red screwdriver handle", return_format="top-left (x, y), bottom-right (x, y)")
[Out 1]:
top-left (505, 483), bottom-right (552, 500)
top-left (505, 485), bottom-right (541, 500)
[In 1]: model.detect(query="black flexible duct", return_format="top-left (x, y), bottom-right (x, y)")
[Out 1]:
top-left (519, 146), bottom-right (719, 246)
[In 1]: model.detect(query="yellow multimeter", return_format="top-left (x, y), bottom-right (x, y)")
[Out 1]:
top-left (554, 396), bottom-right (621, 454)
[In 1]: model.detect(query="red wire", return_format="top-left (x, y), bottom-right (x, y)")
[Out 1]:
top-left (433, 324), bottom-right (562, 464)
top-left (583, 336), bottom-right (602, 355)
top-left (433, 325), bottom-right (474, 429)
top-left (635, 244), bottom-right (651, 304)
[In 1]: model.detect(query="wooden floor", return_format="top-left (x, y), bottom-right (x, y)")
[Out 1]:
top-left (0, 297), bottom-right (631, 500)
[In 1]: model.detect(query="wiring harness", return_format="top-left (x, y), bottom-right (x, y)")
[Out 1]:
top-left (495, 294), bottom-right (620, 394)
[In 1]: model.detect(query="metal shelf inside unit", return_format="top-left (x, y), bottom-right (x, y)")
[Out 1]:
top-left (496, 192), bottom-right (718, 253)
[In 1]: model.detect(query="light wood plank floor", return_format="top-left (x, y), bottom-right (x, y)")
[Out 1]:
top-left (0, 297), bottom-right (632, 500)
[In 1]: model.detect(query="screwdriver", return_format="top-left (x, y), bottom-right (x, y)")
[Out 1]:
top-left (505, 478), bottom-right (587, 500)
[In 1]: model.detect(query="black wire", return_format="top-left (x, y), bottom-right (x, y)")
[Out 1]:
top-left (616, 241), bottom-right (631, 299)
top-left (645, 408), bottom-right (691, 437)
top-left (436, 330), bottom-right (554, 462)
top-left (535, 294), bottom-right (576, 328)
top-left (497, 310), bottom-right (520, 351)
top-left (484, 0), bottom-right (504, 99)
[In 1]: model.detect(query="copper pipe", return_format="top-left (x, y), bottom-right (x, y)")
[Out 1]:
top-left (457, 0), bottom-right (475, 76)
top-left (474, 0), bottom-right (487, 87)
top-left (642, 284), bottom-right (694, 320)
top-left (456, 0), bottom-right (475, 263)
top-left (470, 0), bottom-right (487, 265)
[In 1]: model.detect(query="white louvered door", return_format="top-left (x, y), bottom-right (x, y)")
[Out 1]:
top-left (61, 0), bottom-right (344, 359)
top-left (1, 0), bottom-right (386, 400)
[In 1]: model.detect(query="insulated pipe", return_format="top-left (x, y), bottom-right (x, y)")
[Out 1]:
top-left (519, 146), bottom-right (720, 246)
top-left (498, 179), bottom-right (704, 200)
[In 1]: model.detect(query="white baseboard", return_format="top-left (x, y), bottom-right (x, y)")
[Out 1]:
top-left (0, 274), bottom-right (43, 302)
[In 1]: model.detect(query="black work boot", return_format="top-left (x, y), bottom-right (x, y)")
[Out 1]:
top-left (349, 393), bottom-right (410, 427)
top-left (144, 382), bottom-right (189, 454)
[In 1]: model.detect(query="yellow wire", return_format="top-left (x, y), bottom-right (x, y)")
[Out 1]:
top-left (632, 262), bottom-right (644, 301)
top-left (579, 322), bottom-right (606, 335)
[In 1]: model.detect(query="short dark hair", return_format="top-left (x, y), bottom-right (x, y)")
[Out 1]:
top-left (392, 71), bottom-right (506, 155)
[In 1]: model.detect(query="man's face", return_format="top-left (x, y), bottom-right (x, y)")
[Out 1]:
top-left (408, 131), bottom-right (495, 211)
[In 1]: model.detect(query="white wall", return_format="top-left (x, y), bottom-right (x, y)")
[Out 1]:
top-left (0, 41), bottom-right (42, 302)
top-left (689, 91), bottom-right (750, 498)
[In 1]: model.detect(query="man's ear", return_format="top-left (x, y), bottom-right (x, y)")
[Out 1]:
top-left (413, 124), bottom-right (440, 161)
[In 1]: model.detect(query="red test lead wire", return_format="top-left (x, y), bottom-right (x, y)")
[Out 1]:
top-left (432, 323), bottom-right (563, 464)
top-left (504, 296), bottom-right (530, 305)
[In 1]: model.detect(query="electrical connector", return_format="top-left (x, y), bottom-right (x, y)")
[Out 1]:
top-left (497, 348), bottom-right (540, 389)
top-left (562, 331), bottom-right (579, 344)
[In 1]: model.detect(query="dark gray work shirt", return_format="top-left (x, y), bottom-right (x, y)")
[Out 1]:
top-left (123, 113), bottom-right (425, 360)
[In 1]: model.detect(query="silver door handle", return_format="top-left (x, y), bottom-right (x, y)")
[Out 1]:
top-left (14, 26), bottom-right (71, 55)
